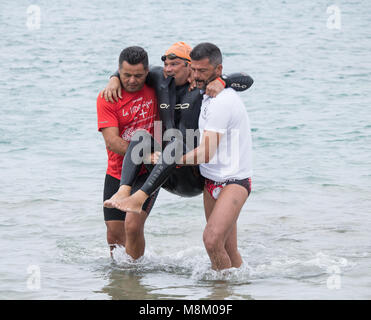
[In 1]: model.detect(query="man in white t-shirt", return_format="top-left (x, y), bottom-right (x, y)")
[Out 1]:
top-left (182, 42), bottom-right (253, 270)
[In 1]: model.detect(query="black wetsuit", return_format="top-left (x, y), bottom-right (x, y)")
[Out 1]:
top-left (112, 67), bottom-right (253, 197)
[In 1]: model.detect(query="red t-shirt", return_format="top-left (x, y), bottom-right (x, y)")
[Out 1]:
top-left (97, 84), bottom-right (157, 180)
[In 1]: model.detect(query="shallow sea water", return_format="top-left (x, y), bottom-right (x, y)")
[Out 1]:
top-left (0, 0), bottom-right (370, 299)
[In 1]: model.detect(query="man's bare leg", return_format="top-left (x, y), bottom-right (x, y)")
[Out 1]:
top-left (203, 188), bottom-right (242, 268)
top-left (203, 186), bottom-right (216, 222)
top-left (203, 184), bottom-right (248, 270)
top-left (104, 185), bottom-right (132, 208)
top-left (105, 220), bottom-right (126, 257)
top-left (224, 223), bottom-right (242, 268)
top-left (124, 210), bottom-right (148, 259)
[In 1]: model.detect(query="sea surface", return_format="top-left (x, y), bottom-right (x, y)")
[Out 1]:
top-left (0, 0), bottom-right (370, 300)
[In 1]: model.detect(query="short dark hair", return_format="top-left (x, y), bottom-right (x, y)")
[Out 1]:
top-left (119, 46), bottom-right (149, 69)
top-left (190, 42), bottom-right (222, 67)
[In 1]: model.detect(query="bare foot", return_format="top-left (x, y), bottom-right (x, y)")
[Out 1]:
top-left (103, 185), bottom-right (131, 208)
top-left (113, 190), bottom-right (149, 214)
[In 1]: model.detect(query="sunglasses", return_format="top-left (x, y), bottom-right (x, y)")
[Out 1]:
top-left (161, 53), bottom-right (190, 62)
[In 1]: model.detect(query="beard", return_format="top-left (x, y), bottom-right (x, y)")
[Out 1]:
top-left (195, 71), bottom-right (218, 91)
top-left (195, 79), bottom-right (207, 90)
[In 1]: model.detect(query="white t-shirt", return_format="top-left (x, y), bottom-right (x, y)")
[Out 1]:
top-left (199, 88), bottom-right (253, 182)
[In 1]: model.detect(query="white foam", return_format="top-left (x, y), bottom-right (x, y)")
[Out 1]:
top-left (110, 245), bottom-right (252, 282)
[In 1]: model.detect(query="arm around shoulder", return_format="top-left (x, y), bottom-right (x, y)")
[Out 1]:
top-left (101, 72), bottom-right (122, 103)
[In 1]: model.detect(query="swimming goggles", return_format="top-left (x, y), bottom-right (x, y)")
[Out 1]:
top-left (161, 53), bottom-right (191, 62)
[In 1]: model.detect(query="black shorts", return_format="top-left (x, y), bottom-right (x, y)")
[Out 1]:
top-left (103, 173), bottom-right (159, 221)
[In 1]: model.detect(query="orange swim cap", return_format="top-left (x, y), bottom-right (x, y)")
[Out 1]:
top-left (163, 41), bottom-right (192, 61)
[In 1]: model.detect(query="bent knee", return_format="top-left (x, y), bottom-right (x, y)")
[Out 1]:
top-left (125, 218), bottom-right (144, 238)
top-left (203, 227), bottom-right (224, 252)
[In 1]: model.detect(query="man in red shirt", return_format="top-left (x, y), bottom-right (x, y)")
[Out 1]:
top-left (97, 46), bottom-right (158, 256)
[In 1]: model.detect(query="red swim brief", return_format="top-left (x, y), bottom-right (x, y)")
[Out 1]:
top-left (204, 177), bottom-right (252, 200)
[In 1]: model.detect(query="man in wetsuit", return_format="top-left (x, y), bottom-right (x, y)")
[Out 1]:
top-left (102, 42), bottom-right (253, 259)
top-left (97, 46), bottom-right (159, 256)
